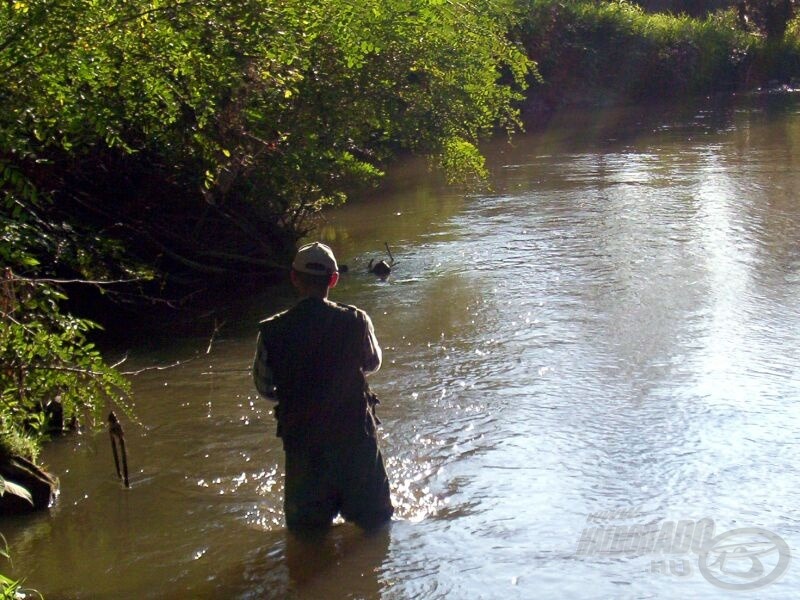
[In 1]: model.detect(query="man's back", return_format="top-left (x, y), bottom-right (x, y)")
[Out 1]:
top-left (258, 297), bottom-right (373, 446)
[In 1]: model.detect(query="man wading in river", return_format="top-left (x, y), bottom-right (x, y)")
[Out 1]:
top-left (253, 242), bottom-right (394, 533)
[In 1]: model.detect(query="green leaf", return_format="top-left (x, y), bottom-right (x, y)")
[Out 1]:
top-left (0, 476), bottom-right (33, 505)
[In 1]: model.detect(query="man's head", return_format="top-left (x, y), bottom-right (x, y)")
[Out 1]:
top-left (290, 242), bottom-right (339, 297)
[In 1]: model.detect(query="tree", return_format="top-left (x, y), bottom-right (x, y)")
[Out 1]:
top-left (1, 162), bottom-right (132, 460)
top-left (738, 0), bottom-right (799, 40)
top-left (1, 0), bottom-right (531, 286)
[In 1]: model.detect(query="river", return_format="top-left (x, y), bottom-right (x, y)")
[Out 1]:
top-left (4, 95), bottom-right (800, 599)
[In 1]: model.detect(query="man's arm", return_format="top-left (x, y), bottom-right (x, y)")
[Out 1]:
top-left (361, 312), bottom-right (382, 375)
top-left (252, 331), bottom-right (277, 400)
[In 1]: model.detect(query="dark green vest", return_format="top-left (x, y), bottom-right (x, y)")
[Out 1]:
top-left (258, 297), bottom-right (371, 446)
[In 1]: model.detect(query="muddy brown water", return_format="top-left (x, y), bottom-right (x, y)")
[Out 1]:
top-left (4, 96), bottom-right (800, 599)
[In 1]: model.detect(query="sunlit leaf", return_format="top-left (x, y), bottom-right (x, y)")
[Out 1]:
top-left (0, 477), bottom-right (33, 505)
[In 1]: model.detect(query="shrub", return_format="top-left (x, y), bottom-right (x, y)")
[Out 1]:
top-left (516, 0), bottom-right (759, 107)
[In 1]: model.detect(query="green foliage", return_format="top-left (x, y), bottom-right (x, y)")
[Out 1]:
top-left (436, 137), bottom-right (489, 184)
top-left (0, 534), bottom-right (16, 600)
top-left (0, 475), bottom-right (33, 506)
top-left (0, 0), bottom-right (532, 287)
top-left (0, 419), bottom-right (38, 465)
top-left (0, 573), bottom-right (21, 600)
top-left (516, 0), bottom-right (800, 108)
top-left (1, 164), bottom-right (131, 459)
top-left (0, 533), bottom-right (20, 600)
top-left (0, 533), bottom-right (41, 600)
top-left (0, 272), bottom-right (132, 459)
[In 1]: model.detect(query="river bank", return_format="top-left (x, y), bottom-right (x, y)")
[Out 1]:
top-left (516, 1), bottom-right (800, 122)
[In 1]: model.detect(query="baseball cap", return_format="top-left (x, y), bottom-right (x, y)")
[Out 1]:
top-left (292, 242), bottom-right (338, 275)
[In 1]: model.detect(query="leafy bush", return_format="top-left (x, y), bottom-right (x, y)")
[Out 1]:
top-left (0, 274), bottom-right (131, 460)
top-left (515, 0), bottom-right (800, 108)
top-left (1, 165), bottom-right (131, 460)
top-left (0, 0), bottom-right (531, 286)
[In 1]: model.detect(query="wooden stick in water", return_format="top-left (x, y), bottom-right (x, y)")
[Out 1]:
top-left (108, 411), bottom-right (130, 488)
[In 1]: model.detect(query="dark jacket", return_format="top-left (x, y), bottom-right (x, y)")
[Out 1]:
top-left (254, 297), bottom-right (381, 447)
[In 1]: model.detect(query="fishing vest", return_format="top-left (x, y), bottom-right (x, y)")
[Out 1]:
top-left (258, 297), bottom-right (372, 446)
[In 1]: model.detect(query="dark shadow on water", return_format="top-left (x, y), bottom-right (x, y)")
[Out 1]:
top-left (184, 523), bottom-right (392, 600)
top-left (285, 524), bottom-right (392, 599)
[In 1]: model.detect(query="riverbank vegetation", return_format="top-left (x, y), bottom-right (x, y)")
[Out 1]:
top-left (1, 531), bottom-right (40, 599)
top-left (2, 0), bottom-right (800, 472)
top-left (1, 537), bottom-right (22, 600)
top-left (519, 0), bottom-right (800, 113)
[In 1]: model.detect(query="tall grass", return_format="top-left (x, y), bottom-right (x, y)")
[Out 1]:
top-left (516, 0), bottom-right (800, 110)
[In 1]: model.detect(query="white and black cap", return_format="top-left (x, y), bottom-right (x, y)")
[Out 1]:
top-left (291, 242), bottom-right (338, 275)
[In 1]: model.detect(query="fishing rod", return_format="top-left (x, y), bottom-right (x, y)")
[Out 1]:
top-left (200, 367), bottom-right (252, 375)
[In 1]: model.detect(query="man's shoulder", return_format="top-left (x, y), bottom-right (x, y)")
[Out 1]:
top-left (258, 308), bottom-right (290, 330)
top-left (331, 301), bottom-right (358, 313)
top-left (330, 301), bottom-right (370, 321)
top-left (258, 300), bottom-right (369, 332)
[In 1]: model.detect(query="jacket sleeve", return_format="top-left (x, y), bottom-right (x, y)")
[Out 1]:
top-left (252, 331), bottom-right (277, 400)
top-left (361, 312), bottom-right (382, 375)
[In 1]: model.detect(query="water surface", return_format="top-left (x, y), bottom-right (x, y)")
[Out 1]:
top-left (5, 96), bottom-right (800, 599)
